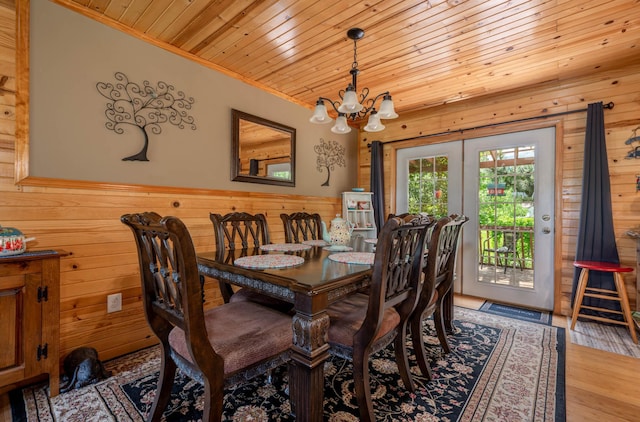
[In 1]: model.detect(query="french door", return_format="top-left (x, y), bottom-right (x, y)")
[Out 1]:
top-left (462, 127), bottom-right (555, 310)
top-left (396, 127), bottom-right (556, 310)
top-left (396, 141), bottom-right (463, 217)
top-left (396, 142), bottom-right (463, 290)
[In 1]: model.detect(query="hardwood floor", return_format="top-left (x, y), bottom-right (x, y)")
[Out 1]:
top-left (1, 295), bottom-right (639, 421)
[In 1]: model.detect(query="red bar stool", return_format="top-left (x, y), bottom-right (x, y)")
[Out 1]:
top-left (570, 260), bottom-right (637, 344)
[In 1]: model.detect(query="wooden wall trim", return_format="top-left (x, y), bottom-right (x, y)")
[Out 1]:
top-left (372, 117), bottom-right (566, 309)
top-left (15, 0), bottom-right (28, 183)
top-left (16, 175), bottom-right (335, 202)
top-left (553, 123), bottom-right (565, 316)
top-left (366, 103), bottom-right (613, 149)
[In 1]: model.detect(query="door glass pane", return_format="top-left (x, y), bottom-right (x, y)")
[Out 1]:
top-left (478, 146), bottom-right (535, 289)
top-left (407, 155), bottom-right (448, 217)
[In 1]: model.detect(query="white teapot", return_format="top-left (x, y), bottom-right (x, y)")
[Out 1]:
top-left (321, 214), bottom-right (354, 246)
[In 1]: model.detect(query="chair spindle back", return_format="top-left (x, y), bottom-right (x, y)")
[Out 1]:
top-left (121, 212), bottom-right (204, 343)
top-left (210, 212), bottom-right (270, 250)
top-left (280, 212), bottom-right (322, 243)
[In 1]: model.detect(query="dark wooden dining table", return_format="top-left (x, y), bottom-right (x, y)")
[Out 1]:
top-left (197, 237), bottom-right (375, 422)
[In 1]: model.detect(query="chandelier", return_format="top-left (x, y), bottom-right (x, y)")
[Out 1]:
top-left (309, 28), bottom-right (398, 134)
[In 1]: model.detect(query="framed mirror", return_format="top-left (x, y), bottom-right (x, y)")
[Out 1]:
top-left (231, 109), bottom-right (296, 187)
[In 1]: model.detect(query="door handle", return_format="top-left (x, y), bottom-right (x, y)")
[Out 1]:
top-left (542, 227), bottom-right (551, 234)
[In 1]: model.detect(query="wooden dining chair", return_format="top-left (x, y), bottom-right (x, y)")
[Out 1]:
top-left (209, 212), bottom-right (294, 313)
top-left (210, 211), bottom-right (270, 252)
top-left (121, 212), bottom-right (292, 422)
top-left (409, 214), bottom-right (468, 379)
top-left (440, 214), bottom-right (470, 334)
top-left (387, 212), bottom-right (434, 223)
top-left (387, 213), bottom-right (436, 238)
top-left (280, 212), bottom-right (323, 243)
top-left (325, 216), bottom-right (431, 422)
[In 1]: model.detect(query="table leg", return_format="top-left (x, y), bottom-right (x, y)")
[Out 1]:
top-left (288, 300), bottom-right (330, 422)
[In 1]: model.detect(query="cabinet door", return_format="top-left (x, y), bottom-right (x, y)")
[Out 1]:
top-left (0, 272), bottom-right (42, 385)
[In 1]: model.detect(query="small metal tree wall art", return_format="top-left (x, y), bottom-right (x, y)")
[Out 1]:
top-left (314, 138), bottom-right (346, 186)
top-left (625, 126), bottom-right (640, 159)
top-left (96, 72), bottom-right (196, 161)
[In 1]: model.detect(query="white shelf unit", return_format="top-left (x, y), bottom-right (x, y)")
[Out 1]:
top-left (342, 191), bottom-right (377, 239)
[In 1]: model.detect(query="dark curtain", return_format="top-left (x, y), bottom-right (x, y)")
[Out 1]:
top-left (370, 141), bottom-right (385, 233)
top-left (570, 102), bottom-right (621, 318)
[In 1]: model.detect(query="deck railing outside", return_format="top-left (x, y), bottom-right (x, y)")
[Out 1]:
top-left (478, 226), bottom-right (534, 270)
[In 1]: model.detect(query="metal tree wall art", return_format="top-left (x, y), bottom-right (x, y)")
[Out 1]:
top-left (96, 72), bottom-right (196, 161)
top-left (314, 138), bottom-right (346, 186)
top-left (624, 126), bottom-right (640, 159)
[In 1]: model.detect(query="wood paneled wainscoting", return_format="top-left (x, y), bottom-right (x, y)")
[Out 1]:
top-left (356, 64), bottom-right (640, 317)
top-left (0, 181), bottom-right (340, 368)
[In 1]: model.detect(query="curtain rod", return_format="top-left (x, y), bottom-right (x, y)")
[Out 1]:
top-left (366, 101), bottom-right (614, 148)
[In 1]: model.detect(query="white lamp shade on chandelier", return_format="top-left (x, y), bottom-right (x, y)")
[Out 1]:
top-left (331, 114), bottom-right (352, 134)
top-left (309, 28), bottom-right (398, 134)
top-left (337, 88), bottom-right (364, 114)
top-left (363, 111), bottom-right (384, 132)
top-left (310, 100), bottom-right (331, 124)
top-left (378, 94), bottom-right (399, 119)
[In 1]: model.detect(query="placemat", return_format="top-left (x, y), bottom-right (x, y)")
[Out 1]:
top-left (301, 239), bottom-right (330, 246)
top-left (234, 255), bottom-right (305, 269)
top-left (328, 252), bottom-right (375, 265)
top-left (260, 243), bottom-right (312, 252)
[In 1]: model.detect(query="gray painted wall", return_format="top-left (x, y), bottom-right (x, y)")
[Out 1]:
top-left (29, 1), bottom-right (358, 197)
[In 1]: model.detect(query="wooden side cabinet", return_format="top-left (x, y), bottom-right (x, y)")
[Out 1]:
top-left (0, 250), bottom-right (65, 397)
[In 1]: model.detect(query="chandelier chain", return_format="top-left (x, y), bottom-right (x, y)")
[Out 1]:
top-left (351, 38), bottom-right (358, 71)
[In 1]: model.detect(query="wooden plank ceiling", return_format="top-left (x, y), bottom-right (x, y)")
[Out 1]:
top-left (58, 0), bottom-right (640, 117)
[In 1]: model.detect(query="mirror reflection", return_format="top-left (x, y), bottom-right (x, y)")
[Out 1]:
top-left (231, 109), bottom-right (296, 187)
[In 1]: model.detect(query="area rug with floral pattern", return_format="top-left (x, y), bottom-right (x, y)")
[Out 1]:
top-left (10, 307), bottom-right (565, 421)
